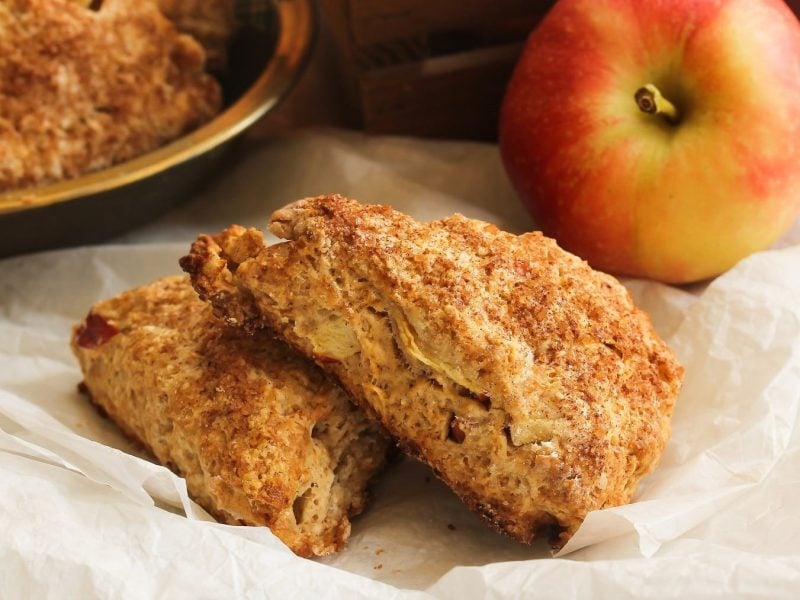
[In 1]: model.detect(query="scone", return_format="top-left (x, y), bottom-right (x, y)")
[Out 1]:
top-left (0, 0), bottom-right (221, 193)
top-left (181, 195), bottom-right (683, 547)
top-left (71, 275), bottom-right (391, 557)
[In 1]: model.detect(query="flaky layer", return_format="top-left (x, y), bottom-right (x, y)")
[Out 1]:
top-left (71, 275), bottom-right (391, 557)
top-left (182, 195), bottom-right (683, 546)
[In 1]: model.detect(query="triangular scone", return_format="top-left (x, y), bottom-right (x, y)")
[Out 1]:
top-left (181, 195), bottom-right (683, 547)
top-left (71, 275), bottom-right (391, 557)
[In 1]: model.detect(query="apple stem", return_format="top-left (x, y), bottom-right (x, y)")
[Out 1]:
top-left (635, 84), bottom-right (679, 123)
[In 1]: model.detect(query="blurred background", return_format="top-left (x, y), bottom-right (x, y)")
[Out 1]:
top-left (255, 0), bottom-right (800, 141)
top-left (3, 0), bottom-right (799, 256)
top-left (255, 0), bottom-right (554, 140)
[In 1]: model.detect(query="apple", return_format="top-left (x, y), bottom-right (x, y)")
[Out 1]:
top-left (499, 0), bottom-right (800, 283)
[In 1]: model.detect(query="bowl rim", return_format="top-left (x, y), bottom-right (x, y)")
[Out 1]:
top-left (0, 0), bottom-right (315, 216)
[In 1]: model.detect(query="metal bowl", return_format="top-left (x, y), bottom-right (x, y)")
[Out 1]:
top-left (0, 0), bottom-right (314, 258)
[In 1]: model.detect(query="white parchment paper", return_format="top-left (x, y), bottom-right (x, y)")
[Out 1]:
top-left (2, 129), bottom-right (799, 598)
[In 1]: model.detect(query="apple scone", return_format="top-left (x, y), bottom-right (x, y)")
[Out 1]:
top-left (71, 275), bottom-right (391, 557)
top-left (0, 0), bottom-right (221, 193)
top-left (181, 195), bottom-right (683, 547)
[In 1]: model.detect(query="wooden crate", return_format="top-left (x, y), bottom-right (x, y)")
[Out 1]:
top-left (319, 0), bottom-right (555, 140)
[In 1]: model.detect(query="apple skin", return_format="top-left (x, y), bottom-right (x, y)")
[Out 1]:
top-left (499, 0), bottom-right (800, 283)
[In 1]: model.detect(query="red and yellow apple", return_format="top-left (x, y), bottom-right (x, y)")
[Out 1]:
top-left (499, 0), bottom-right (800, 283)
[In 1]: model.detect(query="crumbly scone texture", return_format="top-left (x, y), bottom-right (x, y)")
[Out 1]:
top-left (181, 194), bottom-right (684, 547)
top-left (0, 0), bottom-right (221, 193)
top-left (70, 275), bottom-right (391, 557)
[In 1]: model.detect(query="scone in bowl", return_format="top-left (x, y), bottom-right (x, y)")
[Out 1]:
top-left (0, 0), bottom-right (314, 258)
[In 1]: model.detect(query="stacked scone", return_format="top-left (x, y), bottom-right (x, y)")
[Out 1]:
top-left (73, 195), bottom-right (683, 555)
top-left (72, 275), bottom-right (392, 557)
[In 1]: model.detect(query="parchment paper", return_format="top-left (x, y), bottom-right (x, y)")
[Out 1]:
top-left (2, 129), bottom-right (799, 598)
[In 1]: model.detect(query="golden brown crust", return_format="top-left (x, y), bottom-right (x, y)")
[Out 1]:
top-left (181, 195), bottom-right (683, 546)
top-left (70, 275), bottom-right (391, 557)
top-left (0, 0), bottom-right (221, 193)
